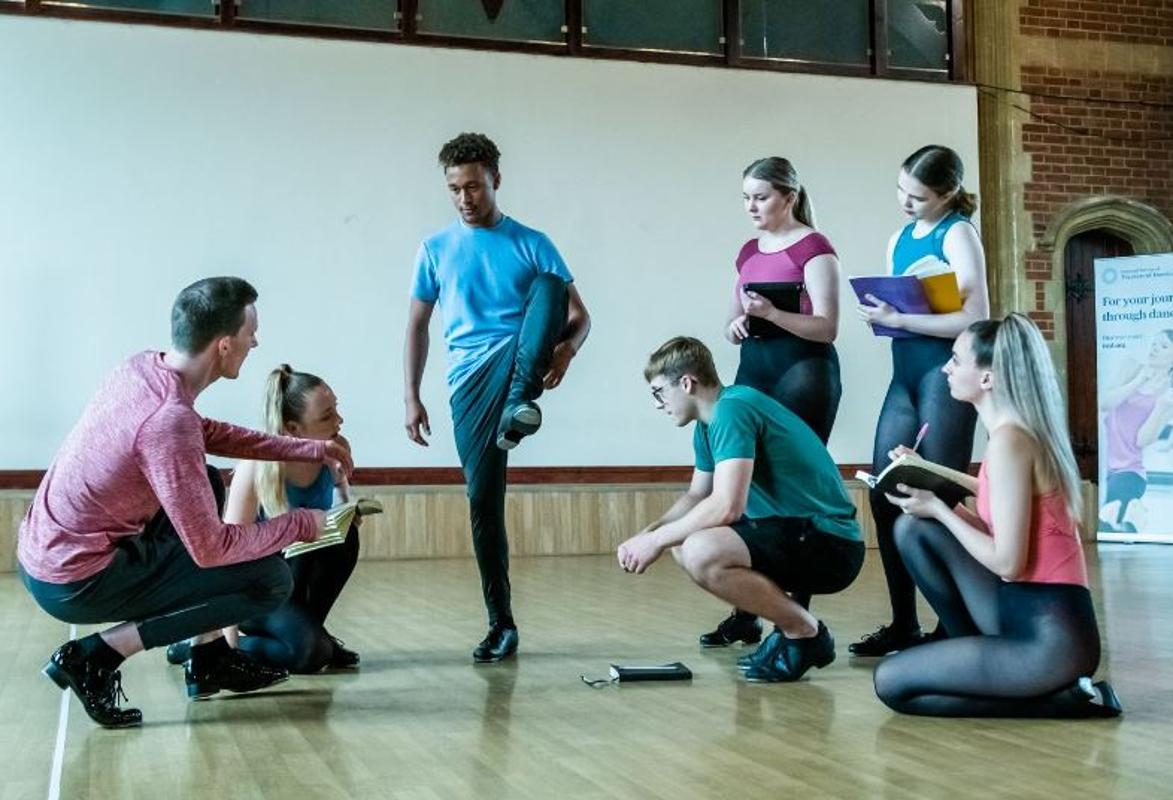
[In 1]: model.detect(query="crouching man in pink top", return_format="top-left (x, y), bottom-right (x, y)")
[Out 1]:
top-left (873, 314), bottom-right (1120, 718)
top-left (17, 277), bottom-right (353, 728)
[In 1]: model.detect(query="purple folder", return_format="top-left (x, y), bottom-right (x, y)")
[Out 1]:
top-left (849, 276), bottom-right (931, 338)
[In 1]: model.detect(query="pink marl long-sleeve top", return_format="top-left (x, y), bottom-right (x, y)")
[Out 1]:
top-left (18, 351), bottom-right (327, 584)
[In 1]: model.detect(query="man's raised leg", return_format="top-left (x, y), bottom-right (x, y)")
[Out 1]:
top-left (497, 274), bottom-right (569, 450)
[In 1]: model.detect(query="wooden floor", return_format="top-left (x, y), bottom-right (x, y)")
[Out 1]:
top-left (2, 545), bottom-right (1170, 800)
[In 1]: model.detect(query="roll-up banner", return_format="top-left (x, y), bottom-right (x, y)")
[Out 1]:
top-left (1096, 252), bottom-right (1173, 543)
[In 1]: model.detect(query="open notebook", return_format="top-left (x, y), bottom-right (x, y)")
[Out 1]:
top-left (282, 497), bottom-right (383, 559)
top-left (855, 453), bottom-right (974, 509)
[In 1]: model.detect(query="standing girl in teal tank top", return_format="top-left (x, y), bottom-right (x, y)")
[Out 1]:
top-left (851, 145), bottom-right (991, 657)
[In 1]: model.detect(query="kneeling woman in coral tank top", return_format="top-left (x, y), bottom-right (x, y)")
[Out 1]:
top-left (873, 314), bottom-right (1121, 718)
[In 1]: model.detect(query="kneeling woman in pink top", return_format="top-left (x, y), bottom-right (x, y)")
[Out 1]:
top-left (873, 314), bottom-right (1121, 717)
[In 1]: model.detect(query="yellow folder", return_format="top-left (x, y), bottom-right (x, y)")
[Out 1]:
top-left (919, 271), bottom-right (963, 313)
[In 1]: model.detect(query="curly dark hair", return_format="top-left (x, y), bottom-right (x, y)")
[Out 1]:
top-left (438, 132), bottom-right (501, 176)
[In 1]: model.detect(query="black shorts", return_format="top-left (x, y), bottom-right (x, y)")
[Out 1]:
top-left (730, 516), bottom-right (864, 595)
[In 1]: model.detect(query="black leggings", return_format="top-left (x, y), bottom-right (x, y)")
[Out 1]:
top-left (20, 466), bottom-right (292, 650)
top-left (735, 334), bottom-right (841, 444)
top-left (873, 515), bottom-right (1102, 717)
top-left (450, 274), bottom-right (568, 628)
top-left (237, 523), bottom-right (360, 673)
top-left (870, 336), bottom-right (977, 631)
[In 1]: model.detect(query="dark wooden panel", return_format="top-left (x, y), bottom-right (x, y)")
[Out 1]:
top-left (1064, 229), bottom-right (1134, 479)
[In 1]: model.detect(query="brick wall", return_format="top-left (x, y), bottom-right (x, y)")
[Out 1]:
top-left (1019, 0), bottom-right (1173, 47)
top-left (1013, 2), bottom-right (1173, 340)
top-left (1021, 66), bottom-right (1173, 244)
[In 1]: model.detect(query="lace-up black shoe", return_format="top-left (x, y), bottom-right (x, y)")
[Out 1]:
top-left (699, 609), bottom-right (762, 648)
top-left (743, 621), bottom-right (836, 683)
top-left (165, 640), bottom-right (191, 666)
top-left (473, 625), bottom-right (519, 663)
top-left (737, 628), bottom-right (782, 671)
top-left (496, 402), bottom-right (542, 450)
top-left (43, 641), bottom-right (142, 728)
top-left (185, 647), bottom-right (289, 699)
top-left (847, 624), bottom-right (928, 657)
top-left (326, 635), bottom-right (360, 669)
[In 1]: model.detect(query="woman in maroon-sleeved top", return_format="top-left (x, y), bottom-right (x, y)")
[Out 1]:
top-left (700, 156), bottom-right (845, 652)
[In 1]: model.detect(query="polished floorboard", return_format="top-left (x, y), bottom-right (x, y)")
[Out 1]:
top-left (2, 545), bottom-right (1170, 800)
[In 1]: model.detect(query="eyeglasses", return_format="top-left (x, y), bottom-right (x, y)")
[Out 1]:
top-left (650, 378), bottom-right (679, 405)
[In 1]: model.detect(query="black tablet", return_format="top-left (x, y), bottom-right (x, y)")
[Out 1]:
top-left (742, 281), bottom-right (803, 337)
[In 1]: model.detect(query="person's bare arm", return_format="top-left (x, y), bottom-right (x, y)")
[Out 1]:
top-left (404, 298), bottom-right (435, 446)
top-left (618, 459), bottom-right (752, 574)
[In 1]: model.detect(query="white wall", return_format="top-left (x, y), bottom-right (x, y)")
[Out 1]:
top-left (0, 16), bottom-right (979, 469)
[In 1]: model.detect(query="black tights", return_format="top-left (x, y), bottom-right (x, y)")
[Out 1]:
top-left (735, 334), bottom-right (841, 444)
top-left (873, 515), bottom-right (1102, 717)
top-left (237, 523), bottom-right (360, 673)
top-left (870, 337), bottom-right (976, 631)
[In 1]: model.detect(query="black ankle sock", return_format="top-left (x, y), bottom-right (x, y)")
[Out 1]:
top-left (189, 637), bottom-right (231, 669)
top-left (78, 633), bottom-right (125, 671)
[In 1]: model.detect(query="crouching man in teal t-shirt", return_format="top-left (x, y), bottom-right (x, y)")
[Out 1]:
top-left (619, 336), bottom-right (864, 682)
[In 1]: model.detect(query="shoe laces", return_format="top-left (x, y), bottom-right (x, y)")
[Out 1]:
top-left (860, 625), bottom-right (894, 643)
top-left (111, 671), bottom-right (130, 707)
top-left (717, 611), bottom-right (748, 633)
top-left (89, 668), bottom-right (129, 708)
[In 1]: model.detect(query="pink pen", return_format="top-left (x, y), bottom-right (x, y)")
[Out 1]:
top-left (911, 423), bottom-right (930, 454)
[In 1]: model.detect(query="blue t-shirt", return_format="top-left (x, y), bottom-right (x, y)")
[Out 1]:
top-left (692, 385), bottom-right (860, 541)
top-left (410, 216), bottom-right (574, 389)
top-left (891, 210), bottom-right (972, 276)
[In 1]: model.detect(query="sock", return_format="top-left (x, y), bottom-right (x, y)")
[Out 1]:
top-left (77, 633), bottom-right (125, 672)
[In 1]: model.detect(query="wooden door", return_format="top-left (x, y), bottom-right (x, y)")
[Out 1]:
top-left (1064, 229), bottom-right (1134, 478)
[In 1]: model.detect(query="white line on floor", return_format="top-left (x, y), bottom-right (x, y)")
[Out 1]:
top-left (47, 623), bottom-right (76, 800)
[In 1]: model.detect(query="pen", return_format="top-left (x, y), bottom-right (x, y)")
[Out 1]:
top-left (911, 422), bottom-right (929, 454)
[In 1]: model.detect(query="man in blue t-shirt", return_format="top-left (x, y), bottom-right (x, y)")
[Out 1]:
top-left (404, 133), bottom-right (591, 663)
top-left (619, 337), bottom-right (864, 682)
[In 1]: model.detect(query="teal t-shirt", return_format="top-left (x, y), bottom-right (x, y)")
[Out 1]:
top-left (692, 385), bottom-right (860, 541)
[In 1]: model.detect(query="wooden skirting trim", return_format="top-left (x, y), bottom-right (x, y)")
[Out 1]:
top-left (0, 471), bottom-right (43, 490)
top-left (0, 464), bottom-right (895, 489)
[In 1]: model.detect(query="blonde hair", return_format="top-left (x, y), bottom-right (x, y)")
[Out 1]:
top-left (254, 364), bottom-right (324, 517)
top-left (969, 314), bottom-right (1081, 518)
top-left (644, 336), bottom-right (721, 387)
top-left (743, 157), bottom-right (817, 229)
